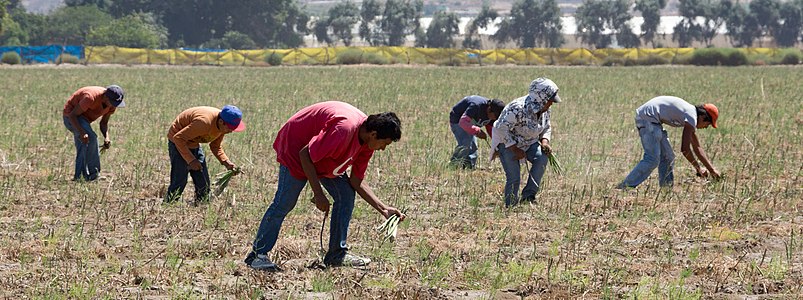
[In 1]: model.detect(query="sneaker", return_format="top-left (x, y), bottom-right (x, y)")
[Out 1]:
top-left (246, 253), bottom-right (279, 272)
top-left (328, 253), bottom-right (371, 267)
top-left (521, 195), bottom-right (536, 204)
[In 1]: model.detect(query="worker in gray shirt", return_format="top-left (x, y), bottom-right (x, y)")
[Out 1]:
top-left (618, 96), bottom-right (721, 188)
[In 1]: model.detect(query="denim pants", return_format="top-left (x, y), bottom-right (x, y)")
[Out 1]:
top-left (165, 141), bottom-right (210, 202)
top-left (63, 116), bottom-right (101, 181)
top-left (620, 119), bottom-right (675, 188)
top-left (497, 143), bottom-right (548, 206)
top-left (251, 165), bottom-right (356, 264)
top-left (449, 123), bottom-right (478, 168)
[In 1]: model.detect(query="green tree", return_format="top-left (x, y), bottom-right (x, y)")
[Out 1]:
top-left (539, 0), bottom-right (565, 47)
top-left (672, 0), bottom-right (705, 47)
top-left (462, 4), bottom-right (498, 49)
top-left (358, 0), bottom-right (382, 45)
top-left (313, 17), bottom-right (333, 46)
top-left (228, 0), bottom-right (309, 48)
top-left (576, 0), bottom-right (633, 48)
top-left (775, 0), bottom-right (802, 47)
top-left (493, 0), bottom-right (564, 48)
top-left (724, 0), bottom-right (758, 46)
top-left (45, 5), bottom-right (113, 45)
top-left (610, 0), bottom-right (639, 47)
top-left (3, 0), bottom-right (21, 11)
top-left (65, 0), bottom-right (111, 10)
top-left (86, 12), bottom-right (167, 48)
top-left (634, 0), bottom-right (667, 47)
top-left (379, 0), bottom-right (423, 46)
top-left (204, 31), bottom-right (258, 49)
top-left (1, 13), bottom-right (27, 45)
top-left (0, 0), bottom-right (7, 36)
top-left (106, 0), bottom-right (310, 48)
top-left (698, 0), bottom-right (727, 46)
top-left (326, 1), bottom-right (361, 46)
top-left (108, 0), bottom-right (160, 18)
top-left (423, 10), bottom-right (459, 48)
top-left (5, 6), bottom-right (46, 45)
top-left (749, 0), bottom-right (781, 46)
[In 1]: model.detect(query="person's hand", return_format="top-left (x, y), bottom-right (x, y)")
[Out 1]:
top-left (696, 168), bottom-right (709, 178)
top-left (222, 160), bottom-right (236, 171)
top-left (490, 151), bottom-right (499, 161)
top-left (312, 193), bottom-right (330, 212)
top-left (382, 206), bottom-right (406, 221)
top-left (80, 133), bottom-right (89, 144)
top-left (509, 146), bottom-right (526, 160)
top-left (188, 159), bottom-right (203, 171)
top-left (476, 130), bottom-right (487, 140)
top-left (101, 139), bottom-right (111, 150)
top-left (710, 169), bottom-right (722, 181)
top-left (540, 142), bottom-right (552, 156)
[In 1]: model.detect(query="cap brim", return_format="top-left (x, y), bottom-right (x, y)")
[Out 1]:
top-left (229, 121), bottom-right (245, 132)
top-left (711, 121), bottom-right (717, 128)
top-left (551, 94), bottom-right (561, 103)
top-left (114, 100), bottom-right (126, 108)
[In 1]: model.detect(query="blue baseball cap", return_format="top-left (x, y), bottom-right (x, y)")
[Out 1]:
top-left (220, 105), bottom-right (245, 132)
top-left (105, 85), bottom-right (125, 107)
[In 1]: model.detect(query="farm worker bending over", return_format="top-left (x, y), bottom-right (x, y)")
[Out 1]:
top-left (448, 96), bottom-right (505, 169)
top-left (164, 105), bottom-right (245, 204)
top-left (62, 85), bottom-right (126, 181)
top-left (490, 78), bottom-right (562, 207)
top-left (617, 96), bottom-right (720, 188)
top-left (246, 101), bottom-right (405, 271)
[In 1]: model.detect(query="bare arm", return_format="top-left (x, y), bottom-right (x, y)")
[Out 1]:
top-left (99, 113), bottom-right (111, 144)
top-left (299, 145), bottom-right (330, 212)
top-left (350, 175), bottom-right (405, 220)
top-left (681, 123), bottom-right (720, 179)
top-left (69, 106), bottom-right (88, 144)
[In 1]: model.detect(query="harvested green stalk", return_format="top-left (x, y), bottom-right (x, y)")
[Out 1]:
top-left (376, 214), bottom-right (400, 242)
top-left (213, 167), bottom-right (242, 196)
top-left (547, 153), bottom-right (564, 176)
top-left (479, 128), bottom-right (492, 149)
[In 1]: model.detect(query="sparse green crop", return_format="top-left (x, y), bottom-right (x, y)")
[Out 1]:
top-left (0, 65), bottom-right (799, 298)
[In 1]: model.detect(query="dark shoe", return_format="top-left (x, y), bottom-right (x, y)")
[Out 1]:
top-left (326, 253), bottom-right (371, 267)
top-left (521, 195), bottom-right (536, 204)
top-left (246, 253), bottom-right (280, 272)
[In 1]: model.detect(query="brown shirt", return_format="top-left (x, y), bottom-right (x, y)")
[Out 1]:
top-left (167, 106), bottom-right (230, 164)
top-left (63, 86), bottom-right (116, 122)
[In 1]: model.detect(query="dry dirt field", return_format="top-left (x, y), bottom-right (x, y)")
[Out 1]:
top-left (0, 65), bottom-right (800, 299)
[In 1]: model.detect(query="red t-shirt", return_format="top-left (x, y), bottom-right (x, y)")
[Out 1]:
top-left (62, 86), bottom-right (116, 122)
top-left (274, 101), bottom-right (373, 180)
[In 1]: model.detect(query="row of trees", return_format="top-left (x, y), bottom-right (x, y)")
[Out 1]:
top-left (1, 0), bottom-right (803, 49)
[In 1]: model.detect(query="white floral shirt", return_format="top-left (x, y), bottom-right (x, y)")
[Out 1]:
top-left (491, 95), bottom-right (552, 152)
top-left (490, 78), bottom-right (559, 158)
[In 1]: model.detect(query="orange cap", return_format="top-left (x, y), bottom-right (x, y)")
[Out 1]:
top-left (703, 103), bottom-right (718, 128)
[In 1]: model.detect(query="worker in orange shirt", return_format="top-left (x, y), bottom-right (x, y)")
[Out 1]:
top-left (165, 105), bottom-right (245, 204)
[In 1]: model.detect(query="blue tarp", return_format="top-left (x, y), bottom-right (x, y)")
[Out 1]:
top-left (0, 45), bottom-right (84, 63)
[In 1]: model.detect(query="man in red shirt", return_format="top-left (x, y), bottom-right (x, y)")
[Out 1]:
top-left (62, 85), bottom-right (125, 181)
top-left (245, 101), bottom-right (405, 271)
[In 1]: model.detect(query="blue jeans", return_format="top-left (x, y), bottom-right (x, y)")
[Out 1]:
top-left (250, 165), bottom-right (356, 264)
top-left (165, 141), bottom-right (210, 202)
top-left (450, 123), bottom-right (478, 168)
top-left (498, 143), bottom-right (548, 207)
top-left (63, 116), bottom-right (101, 181)
top-left (620, 119), bottom-right (675, 188)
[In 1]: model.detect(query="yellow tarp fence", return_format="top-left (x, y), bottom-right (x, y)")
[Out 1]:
top-left (83, 46), bottom-right (777, 66)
